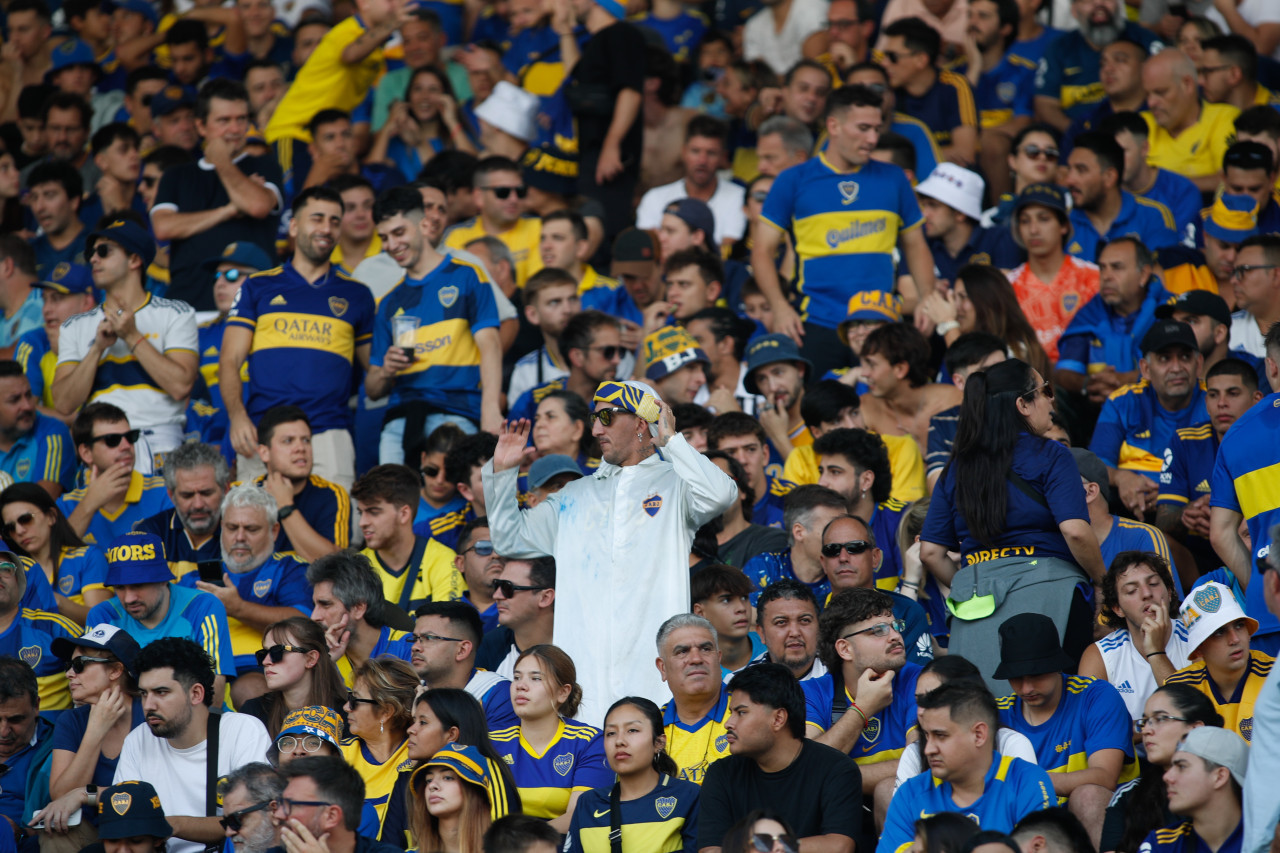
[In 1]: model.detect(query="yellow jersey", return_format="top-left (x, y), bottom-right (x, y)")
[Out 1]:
top-left (444, 216), bottom-right (544, 288)
top-left (360, 537), bottom-right (465, 612)
top-left (341, 736), bottom-right (412, 831)
top-left (1142, 101), bottom-right (1240, 179)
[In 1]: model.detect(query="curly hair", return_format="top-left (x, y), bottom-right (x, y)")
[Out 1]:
top-left (813, 428), bottom-right (893, 504)
top-left (817, 588), bottom-right (895, 672)
top-left (1099, 551), bottom-right (1180, 631)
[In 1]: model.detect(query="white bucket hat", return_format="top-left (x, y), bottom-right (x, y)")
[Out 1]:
top-left (475, 81), bottom-right (540, 144)
top-left (1179, 581), bottom-right (1259, 658)
top-left (915, 162), bottom-right (986, 221)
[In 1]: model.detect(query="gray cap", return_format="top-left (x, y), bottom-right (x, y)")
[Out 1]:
top-left (1069, 447), bottom-right (1111, 506)
top-left (528, 455), bottom-right (584, 491)
top-left (1176, 726), bottom-right (1250, 786)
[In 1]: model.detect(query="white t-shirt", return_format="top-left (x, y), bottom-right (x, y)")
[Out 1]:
top-left (634, 178), bottom-right (748, 244)
top-left (114, 712), bottom-right (272, 853)
top-left (894, 729), bottom-right (1039, 790)
top-left (57, 295), bottom-right (198, 429)
top-left (1230, 310), bottom-right (1267, 359)
top-left (742, 0), bottom-right (830, 76)
top-left (1207, 0), bottom-right (1280, 59)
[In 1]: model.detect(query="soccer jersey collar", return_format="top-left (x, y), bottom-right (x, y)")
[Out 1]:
top-left (817, 152), bottom-right (864, 176)
top-left (99, 471), bottom-right (146, 521)
top-left (662, 683), bottom-right (730, 731)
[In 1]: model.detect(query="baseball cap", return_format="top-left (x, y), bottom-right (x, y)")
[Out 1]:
top-left (915, 163), bottom-right (985, 221)
top-left (1069, 447), bottom-right (1112, 506)
top-left (104, 532), bottom-right (173, 586)
top-left (46, 39), bottom-right (100, 83)
top-left (642, 326), bottom-right (710, 381)
top-left (36, 262), bottom-right (95, 295)
top-left (97, 782), bottom-right (173, 840)
top-left (1175, 726), bottom-right (1250, 787)
top-left (992, 612), bottom-right (1075, 680)
top-left (1154, 290), bottom-right (1232, 327)
top-left (1203, 193), bottom-right (1259, 245)
top-left (1180, 580), bottom-right (1258, 657)
top-left (279, 706), bottom-right (344, 750)
top-left (107, 0), bottom-right (160, 26)
top-left (202, 241), bottom-right (273, 272)
top-left (86, 218), bottom-right (157, 269)
top-left (475, 81), bottom-right (539, 144)
top-left (837, 291), bottom-right (902, 341)
top-left (664, 198), bottom-right (716, 245)
top-left (51, 623), bottom-right (143, 677)
top-left (1011, 183), bottom-right (1071, 248)
top-left (527, 455), bottom-right (584, 491)
top-left (743, 333), bottom-right (813, 395)
top-left (1140, 319), bottom-right (1198, 355)
top-left (611, 228), bottom-right (660, 279)
top-left (148, 85), bottom-right (197, 118)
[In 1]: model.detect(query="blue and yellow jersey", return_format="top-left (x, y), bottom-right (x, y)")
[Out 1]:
top-left (369, 257), bottom-right (499, 421)
top-left (508, 378), bottom-right (568, 424)
top-left (565, 774), bottom-right (701, 853)
top-left (86, 583), bottom-right (236, 677)
top-left (973, 54), bottom-right (1036, 129)
top-left (58, 471), bottom-right (173, 546)
top-left (342, 736), bottom-right (411, 830)
top-left (15, 327), bottom-right (55, 408)
top-left (196, 315), bottom-right (250, 411)
top-left (443, 216), bottom-right (544, 289)
top-left (661, 684), bottom-right (732, 785)
top-left (415, 493), bottom-right (467, 532)
top-left (491, 719), bottom-right (613, 819)
top-left (1067, 191), bottom-right (1178, 262)
top-left (236, 474), bottom-right (350, 555)
top-left (1100, 515), bottom-right (1180, 597)
top-left (1158, 423), bottom-right (1217, 507)
top-left (896, 70), bottom-right (978, 148)
top-left (1056, 282), bottom-right (1169, 377)
top-left (1211, 392), bottom-right (1280, 637)
top-left (802, 663), bottom-right (921, 764)
top-left (760, 154), bottom-right (923, 330)
top-left (752, 476), bottom-right (796, 528)
top-left (227, 261), bottom-right (376, 432)
top-left (502, 25), bottom-right (565, 94)
top-left (1165, 650), bottom-right (1273, 742)
top-left (741, 550), bottom-right (829, 607)
top-left (176, 552), bottom-right (312, 671)
top-left (888, 113), bottom-right (940, 183)
top-left (1142, 101), bottom-right (1241, 180)
top-left (0, 607), bottom-right (80, 710)
top-left (877, 754), bottom-right (1056, 853)
top-left (997, 674), bottom-right (1137, 798)
top-left (134, 507), bottom-right (222, 582)
top-left (579, 276), bottom-right (643, 326)
top-left (42, 545), bottom-right (109, 607)
top-left (1144, 169), bottom-right (1203, 244)
top-left (415, 500), bottom-right (476, 552)
top-left (336, 625), bottom-right (413, 686)
top-left (630, 9), bottom-right (708, 62)
top-left (1141, 819), bottom-right (1243, 853)
top-left (1088, 379), bottom-right (1209, 481)
top-left (870, 499), bottom-right (909, 589)
top-left (266, 15), bottom-right (385, 143)
top-left (0, 411), bottom-right (76, 491)
top-left (361, 536), bottom-right (464, 612)
top-left (1035, 23), bottom-right (1158, 118)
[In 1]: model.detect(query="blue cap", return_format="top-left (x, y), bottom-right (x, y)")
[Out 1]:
top-left (148, 84), bottom-right (196, 118)
top-left (86, 218), bottom-right (157, 269)
top-left (743, 333), bottom-right (813, 396)
top-left (104, 532), bottom-right (173, 586)
top-left (528, 455), bottom-right (584, 491)
top-left (36, 262), bottom-right (95, 294)
top-left (663, 198), bottom-right (716, 245)
top-left (202, 241), bottom-right (273, 272)
top-left (1203, 192), bottom-right (1259, 245)
top-left (1011, 183), bottom-right (1071, 248)
top-left (97, 782), bottom-right (172, 840)
top-left (45, 39), bottom-right (100, 83)
top-left (107, 0), bottom-right (159, 26)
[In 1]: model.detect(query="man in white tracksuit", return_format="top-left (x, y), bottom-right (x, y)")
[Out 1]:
top-left (483, 379), bottom-right (737, 725)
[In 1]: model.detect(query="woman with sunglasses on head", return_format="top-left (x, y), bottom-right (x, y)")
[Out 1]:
top-left (979, 124), bottom-right (1062, 228)
top-left (532, 391), bottom-right (601, 474)
top-left (720, 810), bottom-right (800, 853)
top-left (343, 656), bottom-right (419, 835)
top-left (564, 696), bottom-right (699, 853)
top-left (0, 482), bottom-right (111, 624)
top-left (237, 616), bottom-right (347, 737)
top-left (33, 624), bottom-right (144, 847)
top-left (491, 645), bottom-right (612, 833)
top-left (410, 745), bottom-right (498, 853)
top-left (920, 358), bottom-right (1106, 685)
top-left (367, 66), bottom-right (477, 182)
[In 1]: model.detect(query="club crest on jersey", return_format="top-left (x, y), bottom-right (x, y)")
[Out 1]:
top-left (253, 579), bottom-right (272, 597)
top-left (552, 753), bottom-right (574, 776)
top-left (439, 285), bottom-right (459, 308)
top-left (715, 734), bottom-right (729, 753)
top-left (14, 458), bottom-right (29, 480)
top-left (60, 574), bottom-right (74, 595)
top-left (1241, 717), bottom-right (1253, 741)
top-left (997, 82), bottom-right (1016, 103)
top-left (19, 645), bottom-right (41, 667)
top-left (1061, 292), bottom-right (1079, 313)
top-left (328, 297), bottom-right (349, 317)
top-left (643, 494), bottom-right (663, 517)
top-left (655, 796), bottom-right (677, 819)
top-left (1193, 585), bottom-right (1222, 613)
top-left (861, 716), bottom-right (881, 743)
top-left (838, 181), bottom-right (859, 206)
top-left (111, 792), bottom-right (131, 814)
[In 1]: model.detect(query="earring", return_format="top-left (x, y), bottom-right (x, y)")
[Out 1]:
top-left (380, 721), bottom-right (384, 733)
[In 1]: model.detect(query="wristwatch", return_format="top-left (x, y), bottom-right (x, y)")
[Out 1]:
top-left (85, 785), bottom-right (98, 807)
top-left (935, 320), bottom-right (960, 335)
top-left (277, 505), bottom-right (297, 521)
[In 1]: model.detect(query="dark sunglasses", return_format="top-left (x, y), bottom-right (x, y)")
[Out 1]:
top-left (461, 539), bottom-right (495, 557)
top-left (1019, 144), bottom-right (1059, 160)
top-left (882, 50), bottom-right (915, 63)
top-left (750, 190), bottom-right (770, 202)
top-left (821, 540), bottom-right (872, 558)
top-left (347, 691), bottom-right (378, 707)
top-left (139, 175), bottom-right (158, 187)
top-left (90, 243), bottom-right (116, 259)
top-left (590, 406), bottom-right (631, 427)
top-left (2, 511), bottom-right (36, 535)
top-left (483, 185), bottom-right (527, 200)
top-left (214, 268), bottom-right (245, 283)
top-left (91, 429), bottom-right (141, 448)
top-left (220, 801), bottom-right (272, 832)
top-left (68, 655), bottom-right (113, 674)
top-left (421, 464), bottom-right (443, 479)
top-left (254, 644), bottom-right (308, 665)
top-left (587, 344), bottom-right (623, 360)
top-left (751, 833), bottom-right (799, 853)
top-left (490, 579), bottom-right (549, 598)
top-left (1023, 380), bottom-right (1054, 401)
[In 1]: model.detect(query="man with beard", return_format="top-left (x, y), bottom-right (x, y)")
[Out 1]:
top-left (114, 637), bottom-right (271, 853)
top-left (271, 757), bottom-right (401, 853)
top-left (0, 560), bottom-right (79, 719)
top-left (221, 187), bottom-right (375, 491)
top-left (137, 441), bottom-right (229, 579)
top-left (0, 361), bottom-right (75, 496)
top-left (751, 579), bottom-right (828, 681)
top-left (655, 613), bottom-right (732, 784)
top-left (636, 117), bottom-right (746, 252)
top-left (410, 600), bottom-right (519, 731)
top-left (1034, 0), bottom-right (1156, 132)
top-left (218, 763), bottom-right (285, 853)
top-left (506, 311), bottom-right (625, 423)
top-left (443, 157), bottom-right (543, 288)
top-left (0, 658), bottom-right (56, 852)
top-left (307, 552), bottom-right (414, 688)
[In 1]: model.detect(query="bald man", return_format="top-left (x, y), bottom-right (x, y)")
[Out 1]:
top-left (1141, 49), bottom-right (1240, 194)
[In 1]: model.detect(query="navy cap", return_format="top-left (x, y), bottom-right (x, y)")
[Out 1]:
top-left (663, 198), bottom-right (716, 245)
top-left (528, 455), bottom-right (584, 491)
top-left (1140, 319), bottom-right (1198, 355)
top-left (1154, 290), bottom-right (1232, 327)
top-left (97, 782), bottom-right (173, 840)
top-left (52, 623), bottom-right (142, 678)
top-left (148, 84), bottom-right (196, 118)
top-left (202, 241), bottom-right (272, 272)
top-left (46, 39), bottom-right (101, 83)
top-left (611, 228), bottom-right (660, 279)
top-left (36, 262), bottom-right (95, 294)
top-left (86, 218), bottom-right (157, 269)
top-left (106, 0), bottom-right (159, 26)
top-left (1010, 183), bottom-right (1071, 248)
top-left (104, 532), bottom-right (172, 586)
top-left (743, 333), bottom-right (813, 395)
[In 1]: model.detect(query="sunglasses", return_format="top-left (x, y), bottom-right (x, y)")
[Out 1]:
top-left (220, 801), bottom-right (272, 832)
top-left (751, 833), bottom-right (799, 853)
top-left (482, 185), bottom-right (528, 200)
top-left (254, 643), bottom-right (308, 665)
top-left (461, 539), bottom-right (495, 557)
top-left (214, 268), bottom-right (245, 283)
top-left (421, 464), bottom-right (442, 479)
top-left (590, 406), bottom-right (631, 427)
top-left (90, 243), bottom-right (117, 259)
top-left (2, 511), bottom-right (36, 535)
top-left (276, 734), bottom-right (325, 754)
top-left (882, 50), bottom-right (915, 63)
top-left (1019, 144), bottom-right (1060, 160)
top-left (68, 655), bottom-right (113, 673)
top-left (347, 691), bottom-right (378, 707)
top-left (490, 579), bottom-right (549, 598)
top-left (1023, 380), bottom-right (1054, 401)
top-left (750, 190), bottom-right (770, 202)
top-left (821, 540), bottom-right (872, 558)
top-left (587, 344), bottom-right (623, 361)
top-left (91, 429), bottom-right (141, 448)
top-left (139, 175), bottom-right (158, 187)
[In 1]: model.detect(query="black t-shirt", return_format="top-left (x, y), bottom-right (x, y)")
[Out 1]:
top-left (719, 524), bottom-right (790, 569)
top-left (152, 152), bottom-right (282, 310)
top-left (569, 21), bottom-right (645, 163)
top-left (697, 739), bottom-right (862, 849)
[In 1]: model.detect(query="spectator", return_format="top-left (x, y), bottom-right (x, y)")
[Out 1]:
top-left (410, 744), bottom-right (500, 853)
top-left (148, 87), bottom-right (201, 154)
top-left (663, 251), bottom-right (725, 325)
top-left (342, 656), bottom-right (418, 831)
top-left (637, 117), bottom-right (746, 249)
top-left (237, 616), bottom-right (346, 737)
top-left (719, 811), bottom-right (801, 853)
top-left (91, 781), bottom-right (174, 853)
top-left (366, 66), bottom-right (476, 183)
top-left (442, 157), bottom-right (542, 289)
top-left (0, 239), bottom-right (43, 357)
top-left (743, 485), bottom-right (850, 607)
top-left (685, 309), bottom-right (756, 415)
top-left (0, 362), bottom-right (75, 495)
top-left (27, 161), bottom-right (87, 277)
top-left (450, 518), bottom-right (503, 632)
top-left (691, 565), bottom-right (763, 675)
top-left (641, 326), bottom-right (710, 407)
top-left (80, 125), bottom-right (147, 230)
top-left (980, 124), bottom-right (1060, 227)
top-left (530, 392), bottom-right (598, 474)
top-left (483, 814), bottom-right (560, 853)
top-left (410, 600), bottom-right (519, 732)
top-left (0, 656), bottom-right (54, 849)
top-left (1143, 727), bottom-right (1248, 853)
top-left (925, 331), bottom-right (1008, 489)
top-left (1241, 529), bottom-right (1280, 853)
top-left (920, 813), bottom-right (984, 853)
top-left (217, 763), bottom-right (286, 853)
top-left (743, 333), bottom-right (812, 462)
top-left (707, 413), bottom-right (795, 528)
top-left (474, 557), bottom-right (556, 679)
top-left (423, 432), bottom-right (498, 549)
top-left (1229, 235), bottom-right (1280, 360)
top-left (270, 757), bottom-right (402, 853)
top-left (654, 613), bottom-right (732, 783)
top-left (307, 551), bottom-right (414, 685)
top-left (136, 441), bottom-right (229, 579)
top-left (1141, 49), bottom-right (1239, 194)
top-left (1103, 112), bottom-right (1202, 243)
top-left (743, 0), bottom-right (829, 76)
top-left (16, 260), bottom-right (96, 413)
top-left (412, 424), bottom-right (467, 532)
top-left (915, 164), bottom-right (1023, 284)
top-left (882, 18), bottom-right (979, 165)
top-left (114, 637), bottom-right (271, 853)
top-left (754, 116), bottom-right (813, 178)
top-left (858, 323), bottom-right (963, 452)
top-left (703, 452), bottom-right (790, 567)
top-left (508, 266), bottom-right (582, 406)
top-left (753, 580), bottom-right (828, 680)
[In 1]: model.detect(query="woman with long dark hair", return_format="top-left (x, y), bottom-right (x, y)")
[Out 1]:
top-left (367, 66), bottom-right (476, 181)
top-left (237, 616), bottom-right (347, 736)
top-left (919, 359), bottom-right (1106, 685)
top-left (909, 813), bottom-right (980, 853)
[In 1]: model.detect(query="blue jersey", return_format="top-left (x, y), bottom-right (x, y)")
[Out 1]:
top-left (369, 257), bottom-right (499, 420)
top-left (415, 500), bottom-right (476, 551)
top-left (86, 583), bottom-right (236, 677)
top-left (972, 54), bottom-right (1036, 129)
top-left (889, 114), bottom-right (941, 181)
top-left (336, 625), bottom-right (413, 685)
top-left (1210, 391), bottom-right (1280, 638)
top-left (1158, 423), bottom-right (1216, 509)
top-left (239, 474), bottom-right (350, 555)
top-left (32, 231), bottom-right (89, 278)
top-left (896, 70), bottom-right (978, 149)
top-left (1056, 281), bottom-right (1169, 376)
top-left (1009, 26), bottom-right (1064, 64)
top-left (567, 775), bottom-right (700, 853)
top-left (1099, 516), bottom-right (1181, 598)
top-left (579, 277), bottom-right (643, 326)
top-left (870, 500), bottom-right (910, 590)
top-left (491, 719), bottom-right (613, 819)
top-left (760, 154), bottom-right (923, 330)
top-left (1068, 191), bottom-right (1179, 262)
top-left (878, 755), bottom-right (1057, 853)
top-left (1089, 380), bottom-right (1209, 481)
top-left (752, 476), bottom-right (795, 528)
top-left (415, 493), bottom-right (467, 530)
top-left (1144, 169), bottom-right (1202, 246)
top-left (802, 663), bottom-right (921, 763)
top-left (469, 669), bottom-right (519, 732)
top-left (1035, 23), bottom-right (1158, 118)
top-left (631, 9), bottom-right (707, 62)
top-left (42, 545), bottom-right (110, 606)
top-left (134, 507), bottom-right (222, 582)
top-left (0, 607), bottom-right (80, 711)
top-left (1141, 820), bottom-right (1243, 853)
top-left (226, 261), bottom-right (376, 431)
top-left (741, 550), bottom-right (829, 606)
top-left (928, 226), bottom-right (1024, 285)
top-left (58, 472), bottom-right (174, 546)
top-left (14, 328), bottom-right (55, 408)
top-left (926, 405), bottom-right (960, 477)
top-left (0, 412), bottom-right (75, 490)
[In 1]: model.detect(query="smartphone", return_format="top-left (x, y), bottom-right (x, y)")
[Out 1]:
top-left (29, 810), bottom-right (83, 831)
top-left (197, 561), bottom-right (225, 586)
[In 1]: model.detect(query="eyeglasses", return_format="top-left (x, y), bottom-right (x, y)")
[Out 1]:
top-left (220, 801), bottom-right (272, 832)
top-left (882, 50), bottom-right (916, 63)
top-left (214, 268), bottom-right (245, 283)
top-left (1019, 144), bottom-right (1060, 160)
top-left (491, 579), bottom-right (549, 598)
top-left (586, 344), bottom-right (623, 361)
top-left (590, 406), bottom-right (631, 427)
top-left (461, 539), bottom-right (495, 557)
top-left (750, 190), bottom-right (770, 202)
top-left (346, 691), bottom-right (378, 707)
top-left (751, 833), bottom-right (799, 853)
top-left (254, 644), bottom-right (309, 665)
top-left (421, 464), bottom-right (442, 479)
top-left (1022, 381), bottom-right (1054, 401)
top-left (0, 562), bottom-right (17, 578)
top-left (1133, 714), bottom-right (1190, 732)
top-left (841, 619), bottom-right (905, 640)
top-left (69, 655), bottom-right (113, 673)
top-left (91, 429), bottom-right (141, 448)
top-left (821, 540), bottom-right (873, 558)
top-left (276, 799), bottom-right (330, 818)
top-left (410, 631), bottom-right (464, 644)
top-left (90, 243), bottom-right (117, 259)
top-left (1231, 263), bottom-right (1279, 279)
top-left (2, 511), bottom-right (36, 535)
top-left (276, 734), bottom-right (325, 754)
top-left (481, 185), bottom-right (528, 200)
top-left (857, 81), bottom-right (888, 95)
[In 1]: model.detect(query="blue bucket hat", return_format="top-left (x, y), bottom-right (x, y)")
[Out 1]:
top-left (97, 782), bottom-right (173, 840)
top-left (36, 262), bottom-right (95, 295)
top-left (104, 532), bottom-right (172, 586)
top-left (86, 218), bottom-right (157, 269)
top-left (743, 333), bottom-right (813, 396)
